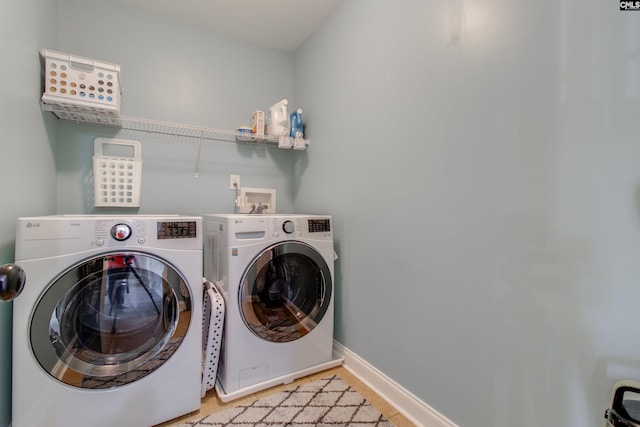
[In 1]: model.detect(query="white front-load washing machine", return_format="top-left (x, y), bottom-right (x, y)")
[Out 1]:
top-left (204, 214), bottom-right (342, 402)
top-left (12, 215), bottom-right (202, 427)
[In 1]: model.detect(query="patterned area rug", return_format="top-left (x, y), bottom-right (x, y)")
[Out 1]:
top-left (176, 375), bottom-right (394, 426)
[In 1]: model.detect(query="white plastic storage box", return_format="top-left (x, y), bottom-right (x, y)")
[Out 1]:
top-left (92, 138), bottom-right (142, 208)
top-left (201, 280), bottom-right (225, 398)
top-left (41, 49), bottom-right (121, 120)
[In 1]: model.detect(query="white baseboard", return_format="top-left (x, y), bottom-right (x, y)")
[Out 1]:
top-left (333, 341), bottom-right (458, 427)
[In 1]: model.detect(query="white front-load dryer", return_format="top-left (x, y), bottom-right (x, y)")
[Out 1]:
top-left (204, 214), bottom-right (342, 402)
top-left (12, 215), bottom-right (202, 427)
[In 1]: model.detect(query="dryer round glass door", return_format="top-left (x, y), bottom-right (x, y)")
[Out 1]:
top-left (29, 251), bottom-right (192, 389)
top-left (239, 241), bottom-right (332, 342)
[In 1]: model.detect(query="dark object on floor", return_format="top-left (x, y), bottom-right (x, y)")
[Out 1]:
top-left (606, 381), bottom-right (640, 426)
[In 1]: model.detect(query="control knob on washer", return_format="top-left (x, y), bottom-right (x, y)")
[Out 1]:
top-left (282, 220), bottom-right (295, 234)
top-left (111, 223), bottom-right (132, 241)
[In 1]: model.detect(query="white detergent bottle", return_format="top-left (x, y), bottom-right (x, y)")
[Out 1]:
top-left (266, 99), bottom-right (289, 136)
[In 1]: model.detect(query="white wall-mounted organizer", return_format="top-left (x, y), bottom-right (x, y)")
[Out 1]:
top-left (40, 49), bottom-right (122, 124)
top-left (92, 138), bottom-right (142, 207)
top-left (42, 107), bottom-right (310, 150)
top-left (39, 49), bottom-right (310, 151)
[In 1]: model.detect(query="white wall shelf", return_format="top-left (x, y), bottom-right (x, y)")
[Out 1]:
top-left (41, 104), bottom-right (309, 150)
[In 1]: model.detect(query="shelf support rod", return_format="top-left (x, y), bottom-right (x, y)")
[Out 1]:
top-left (194, 129), bottom-right (204, 179)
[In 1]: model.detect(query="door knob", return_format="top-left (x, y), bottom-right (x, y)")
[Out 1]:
top-left (0, 263), bottom-right (26, 301)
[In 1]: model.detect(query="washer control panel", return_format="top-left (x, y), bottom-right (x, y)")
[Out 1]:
top-left (111, 223), bottom-right (131, 241)
top-left (157, 221), bottom-right (198, 240)
top-left (15, 215), bottom-right (202, 259)
top-left (95, 220), bottom-right (145, 245)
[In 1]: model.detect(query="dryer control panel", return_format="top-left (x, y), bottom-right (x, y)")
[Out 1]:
top-left (270, 216), bottom-right (332, 240)
top-left (308, 218), bottom-right (331, 233)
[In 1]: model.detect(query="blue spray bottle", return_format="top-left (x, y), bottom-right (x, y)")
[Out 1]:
top-left (290, 108), bottom-right (303, 138)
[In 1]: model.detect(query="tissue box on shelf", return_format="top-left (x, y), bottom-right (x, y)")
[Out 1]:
top-left (251, 111), bottom-right (265, 140)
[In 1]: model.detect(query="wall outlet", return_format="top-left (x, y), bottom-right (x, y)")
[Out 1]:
top-left (229, 174), bottom-right (240, 190)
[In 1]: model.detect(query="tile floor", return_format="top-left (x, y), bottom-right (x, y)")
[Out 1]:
top-left (157, 366), bottom-right (415, 426)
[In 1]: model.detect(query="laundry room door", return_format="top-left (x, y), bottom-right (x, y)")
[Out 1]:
top-left (239, 241), bottom-right (332, 343)
top-left (29, 251), bottom-right (192, 389)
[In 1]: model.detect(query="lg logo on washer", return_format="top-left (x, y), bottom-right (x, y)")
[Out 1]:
top-left (26, 222), bottom-right (41, 228)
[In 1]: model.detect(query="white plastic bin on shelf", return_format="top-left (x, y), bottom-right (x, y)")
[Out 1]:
top-left (41, 49), bottom-right (121, 120)
top-left (92, 138), bottom-right (142, 208)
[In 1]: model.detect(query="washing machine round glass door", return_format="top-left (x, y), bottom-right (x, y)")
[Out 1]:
top-left (29, 251), bottom-right (192, 389)
top-left (239, 241), bottom-right (332, 343)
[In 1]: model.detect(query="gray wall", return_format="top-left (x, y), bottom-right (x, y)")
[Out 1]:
top-left (4, 0), bottom-right (640, 426)
top-left (293, 1), bottom-right (640, 426)
top-left (0, 0), bottom-right (57, 425)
